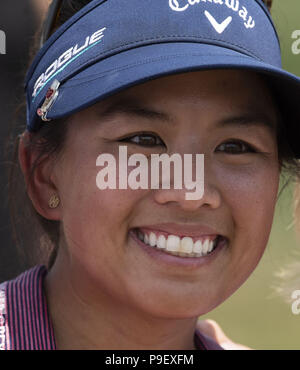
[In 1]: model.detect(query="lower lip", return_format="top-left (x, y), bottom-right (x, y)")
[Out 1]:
top-left (129, 229), bottom-right (227, 269)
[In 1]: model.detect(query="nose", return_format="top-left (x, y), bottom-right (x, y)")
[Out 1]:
top-left (153, 159), bottom-right (222, 212)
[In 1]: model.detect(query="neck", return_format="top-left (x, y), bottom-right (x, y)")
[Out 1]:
top-left (45, 252), bottom-right (198, 350)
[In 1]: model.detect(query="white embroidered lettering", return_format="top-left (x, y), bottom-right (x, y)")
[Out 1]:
top-left (204, 11), bottom-right (232, 34)
top-left (225, 0), bottom-right (239, 12)
top-left (239, 6), bottom-right (248, 21)
top-left (169, 0), bottom-right (256, 30)
top-left (33, 74), bottom-right (45, 98)
top-left (89, 27), bottom-right (107, 44)
top-left (188, 0), bottom-right (201, 6)
top-left (44, 60), bottom-right (58, 81)
top-left (169, 0), bottom-right (189, 12)
top-left (244, 16), bottom-right (255, 29)
top-left (32, 27), bottom-right (107, 98)
top-left (57, 47), bottom-right (73, 69)
top-left (73, 36), bottom-right (90, 55)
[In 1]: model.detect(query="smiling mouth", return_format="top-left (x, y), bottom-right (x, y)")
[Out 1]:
top-left (132, 228), bottom-right (226, 258)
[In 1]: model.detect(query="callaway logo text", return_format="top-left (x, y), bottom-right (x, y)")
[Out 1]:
top-left (169, 0), bottom-right (255, 29)
top-left (32, 27), bottom-right (106, 99)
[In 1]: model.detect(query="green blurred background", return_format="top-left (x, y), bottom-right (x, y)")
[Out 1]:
top-left (201, 0), bottom-right (300, 350)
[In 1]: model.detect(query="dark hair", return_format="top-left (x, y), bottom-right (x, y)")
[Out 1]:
top-left (8, 0), bottom-right (93, 269)
top-left (7, 0), bottom-right (300, 270)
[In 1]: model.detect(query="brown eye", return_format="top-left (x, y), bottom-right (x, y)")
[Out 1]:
top-left (216, 140), bottom-right (256, 154)
top-left (120, 133), bottom-right (165, 147)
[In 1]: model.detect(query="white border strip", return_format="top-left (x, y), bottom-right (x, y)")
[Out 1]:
top-left (0, 283), bottom-right (8, 350)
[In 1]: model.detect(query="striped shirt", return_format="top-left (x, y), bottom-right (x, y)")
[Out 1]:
top-left (0, 265), bottom-right (223, 350)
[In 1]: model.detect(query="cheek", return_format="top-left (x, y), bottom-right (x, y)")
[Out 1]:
top-left (59, 159), bottom-right (146, 260)
top-left (59, 165), bottom-right (152, 307)
top-left (216, 160), bottom-right (279, 276)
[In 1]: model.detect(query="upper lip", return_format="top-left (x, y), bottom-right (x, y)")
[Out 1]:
top-left (134, 223), bottom-right (225, 238)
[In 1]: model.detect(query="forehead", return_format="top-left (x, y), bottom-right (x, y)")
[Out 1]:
top-left (86, 69), bottom-right (278, 131)
top-left (100, 69), bottom-right (275, 111)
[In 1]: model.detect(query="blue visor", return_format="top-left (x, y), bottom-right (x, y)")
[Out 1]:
top-left (25, 0), bottom-right (300, 157)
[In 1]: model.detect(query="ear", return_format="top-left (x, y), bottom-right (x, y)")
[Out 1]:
top-left (18, 131), bottom-right (61, 221)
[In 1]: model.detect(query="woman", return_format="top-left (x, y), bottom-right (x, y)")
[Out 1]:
top-left (1, 0), bottom-right (300, 350)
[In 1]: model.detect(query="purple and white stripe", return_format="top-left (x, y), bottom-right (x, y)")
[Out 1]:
top-left (0, 265), bottom-right (223, 350)
top-left (2, 265), bottom-right (56, 350)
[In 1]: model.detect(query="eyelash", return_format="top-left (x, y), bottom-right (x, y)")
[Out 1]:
top-left (119, 133), bottom-right (257, 154)
top-left (215, 140), bottom-right (257, 155)
top-left (119, 132), bottom-right (165, 147)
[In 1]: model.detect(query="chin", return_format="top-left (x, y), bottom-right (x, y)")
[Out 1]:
top-left (132, 289), bottom-right (226, 320)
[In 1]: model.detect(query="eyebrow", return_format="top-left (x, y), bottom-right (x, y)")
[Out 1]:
top-left (98, 98), bottom-right (277, 130)
top-left (100, 98), bottom-right (171, 123)
top-left (218, 112), bottom-right (277, 131)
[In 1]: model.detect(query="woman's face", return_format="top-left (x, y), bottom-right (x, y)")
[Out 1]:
top-left (50, 70), bottom-right (280, 318)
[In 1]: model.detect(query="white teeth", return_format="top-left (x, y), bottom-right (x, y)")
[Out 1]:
top-left (166, 235), bottom-right (181, 252)
top-left (149, 232), bottom-right (157, 247)
top-left (137, 229), bottom-right (218, 258)
top-left (193, 240), bottom-right (203, 255)
top-left (208, 240), bottom-right (214, 253)
top-left (144, 233), bottom-right (149, 245)
top-left (157, 235), bottom-right (166, 249)
top-left (202, 239), bottom-right (210, 255)
top-left (180, 237), bottom-right (193, 254)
